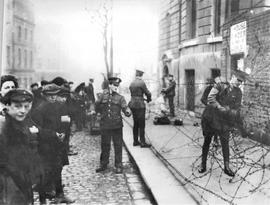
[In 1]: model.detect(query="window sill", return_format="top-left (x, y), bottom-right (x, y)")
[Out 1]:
top-left (206, 36), bottom-right (223, 44)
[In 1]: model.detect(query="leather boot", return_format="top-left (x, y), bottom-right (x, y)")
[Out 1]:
top-left (224, 162), bottom-right (235, 177)
top-left (198, 163), bottom-right (206, 173)
top-left (95, 165), bottom-right (107, 173)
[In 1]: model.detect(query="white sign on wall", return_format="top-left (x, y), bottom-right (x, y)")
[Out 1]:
top-left (230, 21), bottom-right (247, 55)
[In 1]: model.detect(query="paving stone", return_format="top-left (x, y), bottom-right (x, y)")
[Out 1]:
top-left (34, 127), bottom-right (153, 204)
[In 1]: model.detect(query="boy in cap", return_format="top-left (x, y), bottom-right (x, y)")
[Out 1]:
top-left (199, 70), bottom-right (248, 177)
top-left (31, 84), bottom-right (74, 204)
top-left (129, 69), bottom-right (152, 147)
top-left (0, 89), bottom-right (64, 204)
top-left (95, 75), bottom-right (131, 174)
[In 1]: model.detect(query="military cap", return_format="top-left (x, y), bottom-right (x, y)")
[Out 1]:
top-left (135, 69), bottom-right (144, 77)
top-left (2, 89), bottom-right (33, 105)
top-left (51, 77), bottom-right (68, 86)
top-left (0, 75), bottom-right (18, 89)
top-left (42, 83), bottom-right (61, 95)
top-left (232, 69), bottom-right (248, 82)
top-left (108, 77), bottom-right (122, 85)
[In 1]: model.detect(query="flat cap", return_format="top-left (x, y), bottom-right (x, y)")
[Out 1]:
top-left (232, 69), bottom-right (248, 82)
top-left (42, 83), bottom-right (61, 95)
top-left (135, 69), bottom-right (144, 76)
top-left (51, 77), bottom-right (68, 86)
top-left (2, 89), bottom-right (33, 105)
top-left (57, 87), bottom-right (70, 96)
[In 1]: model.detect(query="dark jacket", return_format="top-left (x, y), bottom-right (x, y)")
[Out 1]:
top-left (163, 80), bottom-right (176, 97)
top-left (0, 115), bottom-right (51, 204)
top-left (202, 85), bottom-right (242, 132)
top-left (129, 77), bottom-right (151, 109)
top-left (95, 89), bottom-right (131, 130)
top-left (31, 101), bottom-right (63, 166)
top-left (85, 83), bottom-right (95, 103)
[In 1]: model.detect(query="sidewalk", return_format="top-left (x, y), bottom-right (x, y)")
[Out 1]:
top-left (123, 107), bottom-right (270, 205)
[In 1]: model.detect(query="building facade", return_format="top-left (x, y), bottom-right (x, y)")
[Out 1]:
top-left (159, 0), bottom-right (270, 142)
top-left (2, 0), bottom-right (35, 89)
top-left (159, 0), bottom-right (225, 114)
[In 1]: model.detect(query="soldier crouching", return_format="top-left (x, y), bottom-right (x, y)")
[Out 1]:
top-left (95, 75), bottom-right (131, 174)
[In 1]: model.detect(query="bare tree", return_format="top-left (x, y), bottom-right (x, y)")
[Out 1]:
top-left (86, 0), bottom-right (113, 79)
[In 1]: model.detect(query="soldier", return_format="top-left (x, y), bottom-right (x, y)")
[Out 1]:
top-left (200, 78), bottom-right (219, 146)
top-left (129, 69), bottom-right (151, 147)
top-left (162, 74), bottom-right (176, 117)
top-left (95, 76), bottom-right (131, 174)
top-left (199, 70), bottom-right (247, 177)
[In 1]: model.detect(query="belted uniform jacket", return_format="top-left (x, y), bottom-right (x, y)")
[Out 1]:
top-left (129, 77), bottom-right (151, 109)
top-left (95, 89), bottom-right (131, 130)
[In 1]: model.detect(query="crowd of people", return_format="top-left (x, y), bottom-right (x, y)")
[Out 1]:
top-left (0, 69), bottom-right (154, 204)
top-left (0, 67), bottom-right (248, 204)
top-left (0, 74), bottom-right (97, 204)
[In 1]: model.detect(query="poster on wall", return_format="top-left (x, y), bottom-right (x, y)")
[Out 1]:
top-left (230, 21), bottom-right (247, 55)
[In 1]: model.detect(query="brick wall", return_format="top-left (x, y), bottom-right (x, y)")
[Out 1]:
top-left (222, 9), bottom-right (270, 144)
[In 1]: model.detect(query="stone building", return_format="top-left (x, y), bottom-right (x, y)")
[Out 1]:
top-left (2, 0), bottom-right (35, 88)
top-left (158, 0), bottom-right (225, 114)
top-left (159, 0), bottom-right (270, 142)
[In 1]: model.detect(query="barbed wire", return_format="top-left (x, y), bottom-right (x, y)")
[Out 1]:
top-left (138, 99), bottom-right (270, 203)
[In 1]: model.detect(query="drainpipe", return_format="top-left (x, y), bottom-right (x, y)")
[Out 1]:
top-left (177, 0), bottom-right (182, 107)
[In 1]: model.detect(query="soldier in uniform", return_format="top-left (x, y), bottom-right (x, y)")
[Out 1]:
top-left (95, 76), bottom-right (131, 174)
top-left (162, 74), bottom-right (176, 117)
top-left (199, 70), bottom-right (247, 177)
top-left (129, 69), bottom-right (151, 147)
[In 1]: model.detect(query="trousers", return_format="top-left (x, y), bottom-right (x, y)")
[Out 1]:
top-left (100, 128), bottom-right (123, 168)
top-left (130, 108), bottom-right (146, 144)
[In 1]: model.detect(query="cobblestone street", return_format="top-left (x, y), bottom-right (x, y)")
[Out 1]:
top-left (35, 128), bottom-right (154, 205)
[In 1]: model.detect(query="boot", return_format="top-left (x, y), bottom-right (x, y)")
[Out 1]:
top-left (224, 162), bottom-right (235, 177)
top-left (140, 142), bottom-right (151, 148)
top-left (133, 141), bottom-right (141, 146)
top-left (198, 163), bottom-right (206, 173)
top-left (115, 166), bottom-right (123, 174)
top-left (54, 193), bottom-right (75, 204)
top-left (95, 165), bottom-right (107, 173)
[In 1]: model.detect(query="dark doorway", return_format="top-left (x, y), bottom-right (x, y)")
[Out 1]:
top-left (185, 69), bottom-right (195, 111)
top-left (211, 68), bottom-right (221, 79)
